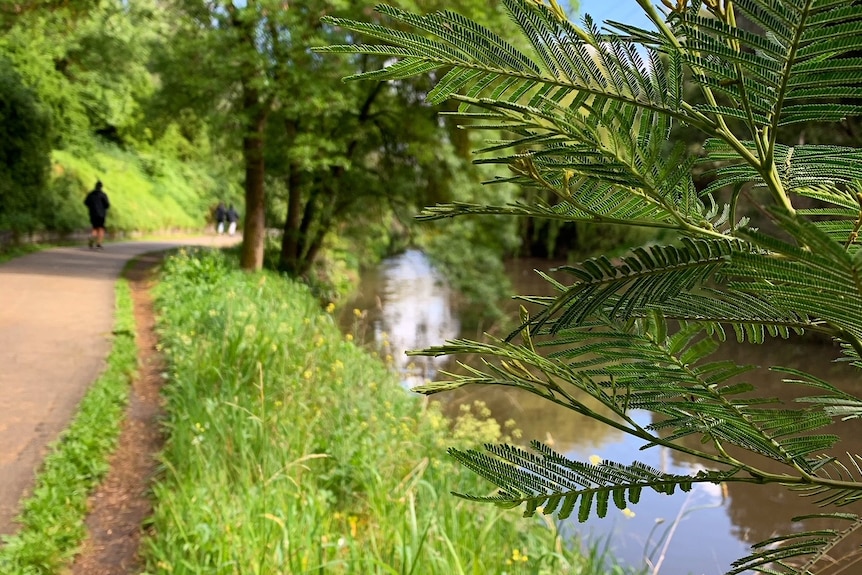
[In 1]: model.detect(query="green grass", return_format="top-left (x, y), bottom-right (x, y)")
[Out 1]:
top-left (49, 141), bottom-right (235, 234)
top-left (0, 279), bottom-right (138, 574)
top-left (143, 248), bottom-right (638, 575)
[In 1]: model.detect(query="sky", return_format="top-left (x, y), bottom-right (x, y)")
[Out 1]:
top-left (571, 0), bottom-right (658, 31)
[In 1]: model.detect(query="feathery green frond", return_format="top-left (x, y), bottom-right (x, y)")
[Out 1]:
top-left (729, 513), bottom-right (862, 575)
top-left (701, 141), bottom-right (862, 197)
top-left (670, 0), bottom-right (862, 136)
top-left (449, 442), bottom-right (732, 522)
top-left (318, 2), bottom-right (862, 572)
top-left (514, 238), bottom-right (745, 336)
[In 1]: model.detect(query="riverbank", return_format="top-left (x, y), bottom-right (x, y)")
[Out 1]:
top-left (143, 248), bottom-right (633, 574)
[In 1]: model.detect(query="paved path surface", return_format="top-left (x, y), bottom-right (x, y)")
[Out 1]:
top-left (0, 236), bottom-right (238, 536)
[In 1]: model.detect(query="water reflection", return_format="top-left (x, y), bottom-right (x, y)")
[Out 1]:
top-left (343, 250), bottom-right (862, 575)
top-left (668, 339), bottom-right (862, 569)
top-left (344, 249), bottom-right (460, 388)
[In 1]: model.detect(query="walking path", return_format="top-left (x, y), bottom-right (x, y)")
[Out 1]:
top-left (0, 236), bottom-right (238, 536)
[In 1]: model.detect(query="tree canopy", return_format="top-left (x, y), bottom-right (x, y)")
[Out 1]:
top-left (153, 0), bottom-right (542, 271)
top-left (0, 57), bottom-right (51, 233)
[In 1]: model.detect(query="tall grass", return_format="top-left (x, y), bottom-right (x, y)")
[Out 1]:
top-left (144, 249), bottom-right (636, 575)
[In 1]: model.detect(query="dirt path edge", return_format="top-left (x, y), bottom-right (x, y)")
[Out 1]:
top-left (70, 253), bottom-right (167, 575)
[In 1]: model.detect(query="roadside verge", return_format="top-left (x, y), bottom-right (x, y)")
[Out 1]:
top-left (0, 255), bottom-right (164, 574)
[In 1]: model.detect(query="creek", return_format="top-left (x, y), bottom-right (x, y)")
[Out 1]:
top-left (339, 249), bottom-right (862, 575)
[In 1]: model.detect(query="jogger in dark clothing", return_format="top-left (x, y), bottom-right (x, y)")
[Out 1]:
top-left (84, 181), bottom-right (110, 249)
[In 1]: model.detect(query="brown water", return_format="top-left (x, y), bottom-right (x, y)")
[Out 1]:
top-left (341, 249), bottom-right (862, 575)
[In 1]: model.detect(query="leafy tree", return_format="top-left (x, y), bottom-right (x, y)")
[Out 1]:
top-left (0, 0), bottom-right (96, 32)
top-left (320, 0), bottom-right (862, 573)
top-left (152, 0), bottom-right (270, 269)
top-left (0, 0), bottom-right (156, 148)
top-left (265, 6), bottom-right (521, 278)
top-left (262, 0), bottom-right (437, 276)
top-left (157, 0), bottom-right (529, 274)
top-left (0, 57), bottom-right (51, 234)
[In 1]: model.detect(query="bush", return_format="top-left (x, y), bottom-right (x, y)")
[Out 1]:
top-left (0, 56), bottom-right (52, 234)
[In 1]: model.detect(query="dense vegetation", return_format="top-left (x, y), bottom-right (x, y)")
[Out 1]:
top-left (2, 0), bottom-right (655, 308)
top-left (144, 248), bottom-right (634, 575)
top-left (6, 1), bottom-right (862, 573)
top-left (0, 2), bottom-right (237, 237)
top-left (320, 0), bottom-right (862, 574)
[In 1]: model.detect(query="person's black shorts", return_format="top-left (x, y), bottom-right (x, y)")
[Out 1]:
top-left (90, 216), bottom-right (106, 229)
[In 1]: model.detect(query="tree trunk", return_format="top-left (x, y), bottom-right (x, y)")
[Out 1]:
top-left (279, 118), bottom-right (302, 274)
top-left (279, 162), bottom-right (304, 274)
top-left (295, 230), bottom-right (324, 278)
top-left (229, 1), bottom-right (268, 271)
top-left (239, 106), bottom-right (267, 271)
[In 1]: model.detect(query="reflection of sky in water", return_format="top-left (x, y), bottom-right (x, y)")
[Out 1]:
top-left (358, 252), bottom-right (751, 574)
top-left (563, 409), bottom-right (751, 575)
top-left (348, 251), bottom-right (862, 575)
top-left (373, 250), bottom-right (460, 387)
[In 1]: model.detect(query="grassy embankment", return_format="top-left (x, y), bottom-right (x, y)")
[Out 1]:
top-left (52, 143), bottom-right (222, 232)
top-left (144, 248), bottom-right (634, 575)
top-left (4, 140), bottom-right (237, 240)
top-left (0, 280), bottom-right (137, 573)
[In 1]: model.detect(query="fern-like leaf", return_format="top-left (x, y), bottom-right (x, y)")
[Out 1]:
top-left (449, 441), bottom-right (732, 522)
top-left (729, 513), bottom-right (862, 575)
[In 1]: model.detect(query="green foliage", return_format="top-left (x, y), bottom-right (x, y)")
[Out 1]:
top-left (145, 248), bottom-right (635, 574)
top-left (320, 0), bottom-right (862, 572)
top-left (0, 0), bottom-right (158, 148)
top-left (0, 0), bottom-right (241, 238)
top-left (50, 141), bottom-right (228, 233)
top-left (156, 0), bottom-right (539, 273)
top-left (0, 57), bottom-right (52, 234)
top-left (0, 280), bottom-right (137, 574)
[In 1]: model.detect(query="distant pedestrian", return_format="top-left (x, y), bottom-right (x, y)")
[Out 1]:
top-left (84, 180), bottom-right (110, 250)
top-left (227, 204), bottom-right (239, 236)
top-left (215, 201), bottom-right (227, 234)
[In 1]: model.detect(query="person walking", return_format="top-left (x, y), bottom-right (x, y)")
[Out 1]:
top-left (84, 180), bottom-right (110, 249)
top-left (227, 204), bottom-right (240, 236)
top-left (215, 201), bottom-right (227, 234)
